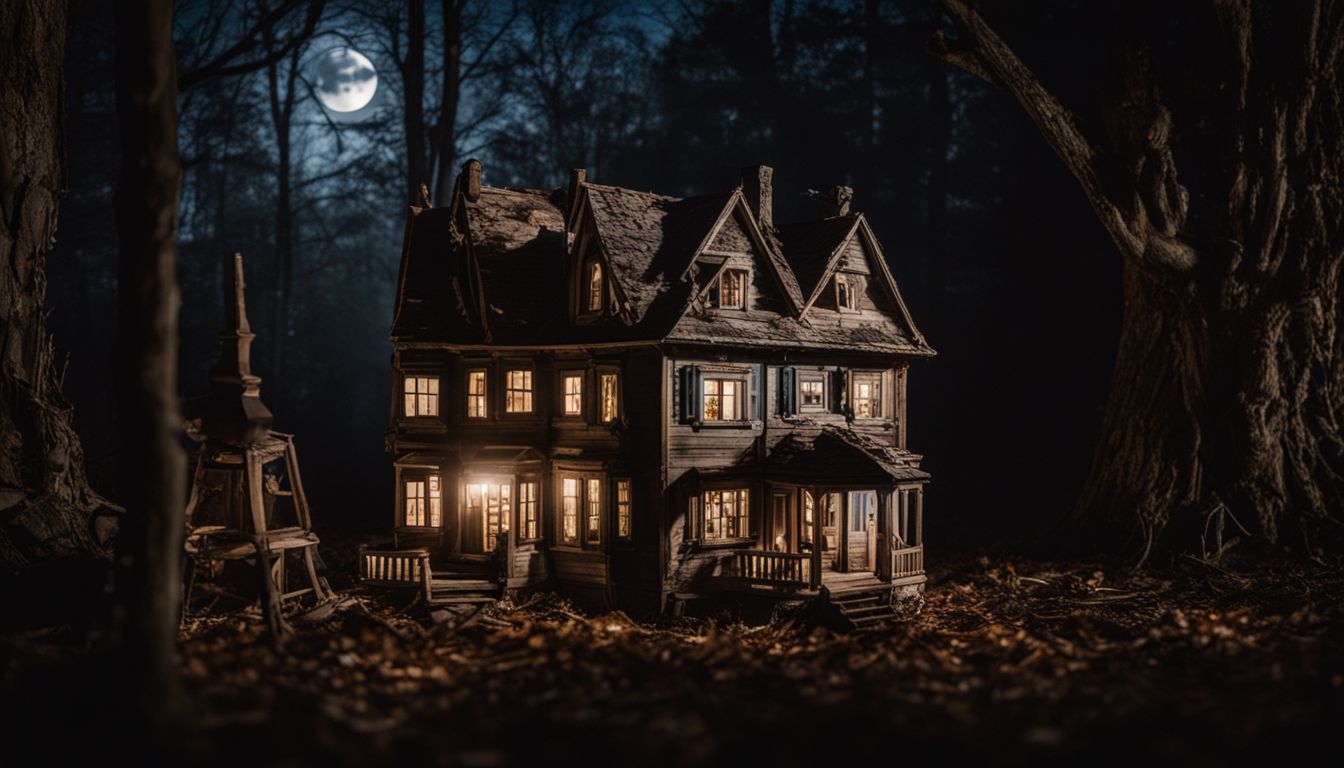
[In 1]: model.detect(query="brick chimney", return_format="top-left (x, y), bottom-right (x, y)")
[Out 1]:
top-left (741, 165), bottom-right (773, 231)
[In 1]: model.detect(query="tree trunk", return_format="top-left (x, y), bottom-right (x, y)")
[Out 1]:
top-left (431, 0), bottom-right (463, 205)
top-left (113, 0), bottom-right (187, 733)
top-left (0, 0), bottom-right (115, 580)
top-left (938, 0), bottom-right (1344, 557)
top-left (266, 48), bottom-right (299, 399)
top-left (404, 0), bottom-right (426, 204)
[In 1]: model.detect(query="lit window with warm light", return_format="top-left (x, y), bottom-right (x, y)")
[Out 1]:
top-left (403, 376), bottom-right (439, 417)
top-left (466, 370), bottom-right (487, 418)
top-left (563, 373), bottom-right (583, 416)
top-left (600, 373), bottom-right (618, 423)
top-left (505, 369), bottom-right (532, 413)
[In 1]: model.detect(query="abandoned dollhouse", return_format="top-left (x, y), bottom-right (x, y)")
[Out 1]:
top-left (364, 161), bottom-right (934, 627)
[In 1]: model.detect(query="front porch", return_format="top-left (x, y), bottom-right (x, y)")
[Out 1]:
top-left (717, 542), bottom-right (926, 595)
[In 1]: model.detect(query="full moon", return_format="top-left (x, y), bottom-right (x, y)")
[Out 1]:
top-left (313, 47), bottom-right (378, 113)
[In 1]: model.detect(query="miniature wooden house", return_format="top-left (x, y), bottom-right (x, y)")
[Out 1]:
top-left (370, 162), bottom-right (934, 624)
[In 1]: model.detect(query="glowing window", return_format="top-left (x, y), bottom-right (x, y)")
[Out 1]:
top-left (505, 369), bottom-right (533, 413)
top-left (587, 261), bottom-right (604, 312)
top-left (586, 478), bottom-right (602, 544)
top-left (403, 376), bottom-right (439, 417)
top-left (702, 378), bottom-right (741, 421)
top-left (851, 372), bottom-right (884, 418)
top-left (615, 478), bottom-right (631, 539)
top-left (466, 370), bottom-right (487, 418)
top-left (563, 373), bottom-right (583, 416)
top-left (702, 488), bottom-right (750, 540)
top-left (518, 481), bottom-right (539, 540)
top-left (600, 373), bottom-right (618, 423)
top-left (403, 474), bottom-right (441, 527)
top-left (561, 477), bottom-right (579, 544)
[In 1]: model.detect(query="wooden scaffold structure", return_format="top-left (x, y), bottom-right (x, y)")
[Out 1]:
top-left (183, 253), bottom-right (330, 632)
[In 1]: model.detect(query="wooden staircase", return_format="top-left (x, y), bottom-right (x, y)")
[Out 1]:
top-left (427, 559), bottom-right (502, 606)
top-left (825, 572), bottom-right (900, 630)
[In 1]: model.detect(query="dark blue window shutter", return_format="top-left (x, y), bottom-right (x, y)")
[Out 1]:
top-left (832, 368), bottom-right (848, 414)
top-left (780, 367), bottom-right (796, 416)
top-left (750, 366), bottom-right (760, 420)
top-left (678, 364), bottom-right (702, 424)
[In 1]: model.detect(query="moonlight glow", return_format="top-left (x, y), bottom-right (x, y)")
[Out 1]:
top-left (313, 47), bottom-right (377, 113)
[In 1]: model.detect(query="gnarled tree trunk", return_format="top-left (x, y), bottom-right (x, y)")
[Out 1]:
top-left (937, 0), bottom-right (1344, 557)
top-left (0, 1), bottom-right (115, 588)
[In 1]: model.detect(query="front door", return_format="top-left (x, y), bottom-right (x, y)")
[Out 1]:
top-left (846, 491), bottom-right (877, 572)
top-left (462, 479), bottom-right (511, 554)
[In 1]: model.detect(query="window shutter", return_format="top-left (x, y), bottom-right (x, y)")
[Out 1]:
top-left (780, 367), bottom-right (796, 417)
top-left (678, 364), bottom-right (702, 424)
top-left (749, 366), bottom-right (760, 420)
top-left (832, 369), bottom-right (848, 414)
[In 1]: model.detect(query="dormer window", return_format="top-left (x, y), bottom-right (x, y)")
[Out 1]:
top-left (709, 268), bottom-right (747, 309)
top-left (586, 260), bottom-right (604, 313)
top-left (836, 273), bottom-right (862, 312)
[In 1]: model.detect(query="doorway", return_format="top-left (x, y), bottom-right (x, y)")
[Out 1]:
top-left (846, 490), bottom-right (877, 572)
top-left (462, 479), bottom-right (511, 554)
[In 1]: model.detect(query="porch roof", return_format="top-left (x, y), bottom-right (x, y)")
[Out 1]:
top-left (762, 427), bottom-right (930, 486)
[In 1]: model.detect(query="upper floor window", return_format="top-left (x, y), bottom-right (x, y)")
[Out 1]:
top-left (836, 273), bottom-right (862, 312)
top-left (466, 370), bottom-right (487, 418)
top-left (403, 376), bottom-right (439, 417)
top-left (505, 369), bottom-right (533, 413)
top-left (798, 373), bottom-right (826, 411)
top-left (562, 373), bottom-right (584, 416)
top-left (679, 364), bottom-right (756, 425)
top-left (709, 268), bottom-right (747, 309)
top-left (600, 372), bottom-right (619, 423)
top-left (587, 260), bottom-right (604, 312)
top-left (703, 378), bottom-right (742, 421)
top-left (851, 371), bottom-right (884, 419)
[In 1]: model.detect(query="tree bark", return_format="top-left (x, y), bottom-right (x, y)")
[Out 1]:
top-left (113, 0), bottom-right (187, 733)
top-left (431, 0), bottom-right (464, 205)
top-left (0, 0), bottom-right (115, 578)
top-left (265, 46), bottom-right (300, 399)
top-left (404, 0), bottom-right (427, 204)
top-left (937, 0), bottom-right (1344, 557)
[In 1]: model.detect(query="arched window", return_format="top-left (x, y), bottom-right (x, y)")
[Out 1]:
top-left (587, 260), bottom-right (604, 312)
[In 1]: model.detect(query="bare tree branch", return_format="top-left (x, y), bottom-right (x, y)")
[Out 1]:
top-left (179, 0), bottom-right (327, 91)
top-left (935, 0), bottom-right (1197, 273)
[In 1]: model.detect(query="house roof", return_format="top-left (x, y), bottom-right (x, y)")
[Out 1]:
top-left (390, 171), bottom-right (934, 357)
top-left (583, 183), bottom-right (731, 324)
top-left (765, 426), bottom-right (931, 484)
top-left (466, 187), bottom-right (568, 341)
top-left (775, 215), bottom-right (860, 302)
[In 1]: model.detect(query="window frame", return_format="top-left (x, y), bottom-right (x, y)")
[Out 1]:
top-left (849, 369), bottom-right (888, 420)
top-left (614, 477), bottom-right (632, 540)
top-left (698, 486), bottom-right (753, 544)
top-left (598, 370), bottom-right (620, 424)
top-left (583, 257), bottom-right (605, 315)
top-left (400, 470), bottom-right (443, 529)
top-left (835, 272), bottom-right (863, 313)
top-left (516, 477), bottom-right (542, 542)
top-left (503, 366), bottom-right (535, 415)
top-left (402, 374), bottom-right (440, 418)
top-left (796, 371), bottom-right (828, 413)
top-left (560, 370), bottom-right (585, 419)
top-left (465, 368), bottom-right (489, 420)
top-left (556, 470), bottom-right (605, 550)
top-left (709, 268), bottom-right (749, 310)
top-left (679, 363), bottom-right (756, 427)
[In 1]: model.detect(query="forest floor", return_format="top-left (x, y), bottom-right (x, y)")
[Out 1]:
top-left (4, 545), bottom-right (1343, 766)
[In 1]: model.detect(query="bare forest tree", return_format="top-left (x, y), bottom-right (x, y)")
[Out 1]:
top-left (113, 0), bottom-right (186, 733)
top-left (935, 0), bottom-right (1344, 557)
top-left (0, 0), bottom-right (116, 588)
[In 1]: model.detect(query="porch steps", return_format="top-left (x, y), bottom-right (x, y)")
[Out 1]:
top-left (428, 570), bottom-right (501, 606)
top-left (830, 586), bottom-right (900, 630)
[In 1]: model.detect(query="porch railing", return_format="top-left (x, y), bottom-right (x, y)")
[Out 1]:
top-left (729, 550), bottom-right (810, 587)
top-left (359, 545), bottom-right (431, 588)
top-left (892, 545), bottom-right (924, 579)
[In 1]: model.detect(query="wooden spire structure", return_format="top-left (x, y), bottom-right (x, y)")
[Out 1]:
top-left (183, 253), bottom-right (329, 634)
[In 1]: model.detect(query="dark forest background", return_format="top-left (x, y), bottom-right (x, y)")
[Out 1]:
top-left (50, 0), bottom-right (1118, 549)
